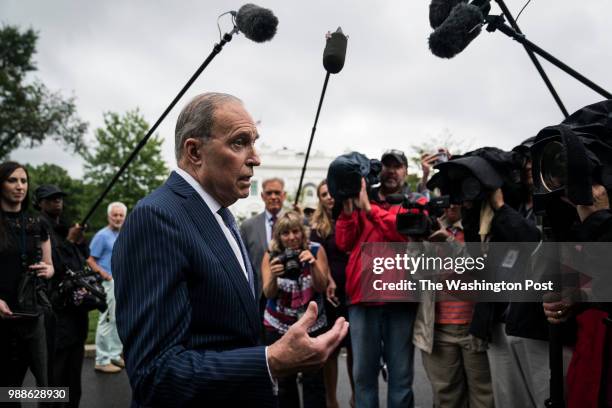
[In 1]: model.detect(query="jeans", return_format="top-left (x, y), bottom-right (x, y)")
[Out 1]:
top-left (349, 303), bottom-right (416, 408)
top-left (95, 279), bottom-right (123, 365)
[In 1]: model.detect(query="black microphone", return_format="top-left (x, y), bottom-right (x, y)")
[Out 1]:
top-left (323, 27), bottom-right (348, 74)
top-left (429, 2), bottom-right (485, 59)
top-left (234, 3), bottom-right (278, 42)
top-left (429, 0), bottom-right (466, 29)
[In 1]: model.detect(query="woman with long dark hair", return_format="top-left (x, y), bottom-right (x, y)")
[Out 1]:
top-left (310, 179), bottom-right (354, 408)
top-left (0, 161), bottom-right (55, 390)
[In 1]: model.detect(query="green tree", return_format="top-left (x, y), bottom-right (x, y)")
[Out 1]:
top-left (26, 163), bottom-right (91, 224)
top-left (0, 25), bottom-right (88, 159)
top-left (83, 109), bottom-right (169, 231)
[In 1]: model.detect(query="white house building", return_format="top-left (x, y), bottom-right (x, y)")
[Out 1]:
top-left (230, 145), bottom-right (336, 220)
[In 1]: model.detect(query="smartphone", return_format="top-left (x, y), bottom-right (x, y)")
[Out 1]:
top-left (433, 151), bottom-right (448, 165)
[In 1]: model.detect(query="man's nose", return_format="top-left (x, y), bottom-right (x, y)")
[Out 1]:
top-left (248, 148), bottom-right (261, 167)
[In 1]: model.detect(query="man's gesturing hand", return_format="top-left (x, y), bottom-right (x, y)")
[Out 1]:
top-left (267, 301), bottom-right (349, 378)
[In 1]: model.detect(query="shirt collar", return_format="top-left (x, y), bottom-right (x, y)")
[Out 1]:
top-left (265, 210), bottom-right (279, 221)
top-left (440, 215), bottom-right (463, 230)
top-left (174, 168), bottom-right (222, 214)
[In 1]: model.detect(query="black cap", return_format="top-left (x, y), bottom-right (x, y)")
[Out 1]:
top-left (381, 149), bottom-right (408, 167)
top-left (34, 184), bottom-right (67, 201)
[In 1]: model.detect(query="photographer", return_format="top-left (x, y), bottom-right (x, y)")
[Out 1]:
top-left (262, 210), bottom-right (330, 408)
top-left (335, 176), bottom-right (416, 408)
top-left (35, 184), bottom-right (90, 408)
top-left (0, 161), bottom-right (55, 391)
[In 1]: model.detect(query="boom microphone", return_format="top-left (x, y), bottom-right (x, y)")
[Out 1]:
top-left (429, 2), bottom-right (485, 59)
top-left (323, 27), bottom-right (348, 74)
top-left (234, 4), bottom-right (278, 42)
top-left (429, 0), bottom-right (466, 29)
top-left (81, 5), bottom-right (278, 226)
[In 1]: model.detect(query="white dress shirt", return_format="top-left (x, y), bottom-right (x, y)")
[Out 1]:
top-left (175, 168), bottom-right (248, 281)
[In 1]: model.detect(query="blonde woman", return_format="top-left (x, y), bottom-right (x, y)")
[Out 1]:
top-left (262, 211), bottom-right (329, 408)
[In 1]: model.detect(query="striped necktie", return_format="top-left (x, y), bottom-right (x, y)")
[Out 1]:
top-left (217, 207), bottom-right (255, 298)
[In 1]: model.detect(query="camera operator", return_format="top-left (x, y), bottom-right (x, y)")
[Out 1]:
top-left (34, 184), bottom-right (89, 408)
top-left (336, 176), bottom-right (417, 408)
top-left (0, 162), bottom-right (55, 391)
top-left (527, 100), bottom-right (612, 408)
top-left (373, 149), bottom-right (411, 204)
top-left (261, 211), bottom-right (330, 408)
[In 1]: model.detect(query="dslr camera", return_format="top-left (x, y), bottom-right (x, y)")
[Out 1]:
top-left (271, 248), bottom-right (303, 280)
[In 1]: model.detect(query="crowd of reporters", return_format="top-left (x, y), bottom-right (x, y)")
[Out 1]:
top-left (2, 99), bottom-right (612, 408)
top-left (249, 101), bottom-right (612, 408)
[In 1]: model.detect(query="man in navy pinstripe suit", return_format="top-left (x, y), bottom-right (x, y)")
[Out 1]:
top-left (112, 92), bottom-right (349, 407)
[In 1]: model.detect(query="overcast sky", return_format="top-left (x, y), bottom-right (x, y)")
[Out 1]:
top-left (3, 0), bottom-right (612, 178)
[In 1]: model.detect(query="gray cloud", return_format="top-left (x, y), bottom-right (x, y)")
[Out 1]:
top-left (3, 0), bottom-right (612, 178)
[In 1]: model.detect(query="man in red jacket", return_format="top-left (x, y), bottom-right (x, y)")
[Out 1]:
top-left (336, 149), bottom-right (417, 408)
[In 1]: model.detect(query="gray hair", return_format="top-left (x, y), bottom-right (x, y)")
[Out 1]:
top-left (107, 201), bottom-right (127, 215)
top-left (174, 92), bottom-right (242, 161)
top-left (262, 177), bottom-right (285, 190)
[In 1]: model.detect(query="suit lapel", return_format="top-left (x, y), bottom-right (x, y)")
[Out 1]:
top-left (167, 173), bottom-right (261, 335)
top-left (257, 212), bottom-right (268, 249)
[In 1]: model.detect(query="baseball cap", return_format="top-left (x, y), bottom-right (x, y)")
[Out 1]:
top-left (381, 149), bottom-right (408, 167)
top-left (34, 184), bottom-right (67, 201)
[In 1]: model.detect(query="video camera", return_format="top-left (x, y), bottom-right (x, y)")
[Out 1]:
top-left (530, 100), bottom-right (612, 210)
top-left (427, 147), bottom-right (524, 208)
top-left (56, 267), bottom-right (107, 312)
top-left (327, 151), bottom-right (382, 217)
top-left (387, 193), bottom-right (450, 237)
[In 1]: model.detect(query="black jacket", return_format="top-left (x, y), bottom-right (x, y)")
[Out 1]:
top-left (469, 204), bottom-right (542, 340)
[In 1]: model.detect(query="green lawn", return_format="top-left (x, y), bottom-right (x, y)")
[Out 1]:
top-left (87, 309), bottom-right (99, 344)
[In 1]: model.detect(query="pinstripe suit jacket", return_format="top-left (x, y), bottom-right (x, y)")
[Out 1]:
top-left (112, 172), bottom-right (275, 407)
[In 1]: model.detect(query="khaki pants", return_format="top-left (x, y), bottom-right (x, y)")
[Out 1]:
top-left (422, 324), bottom-right (493, 408)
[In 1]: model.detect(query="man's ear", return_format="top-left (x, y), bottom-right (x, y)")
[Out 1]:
top-left (183, 138), bottom-right (203, 166)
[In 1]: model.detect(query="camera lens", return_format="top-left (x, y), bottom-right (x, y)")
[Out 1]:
top-left (540, 141), bottom-right (567, 192)
top-left (461, 177), bottom-right (482, 201)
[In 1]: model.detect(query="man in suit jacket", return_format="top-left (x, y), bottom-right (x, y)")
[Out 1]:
top-left (240, 177), bottom-right (285, 303)
top-left (112, 92), bottom-right (348, 407)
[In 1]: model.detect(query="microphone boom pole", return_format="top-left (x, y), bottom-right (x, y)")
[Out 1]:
top-left (294, 72), bottom-right (331, 206)
top-left (81, 31), bottom-right (237, 226)
top-left (81, 3), bottom-right (278, 226)
top-left (295, 28), bottom-right (348, 207)
top-left (493, 0), bottom-right (569, 118)
top-left (486, 14), bottom-right (612, 100)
